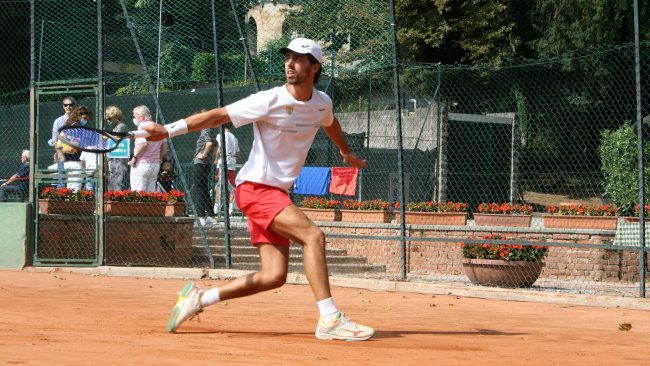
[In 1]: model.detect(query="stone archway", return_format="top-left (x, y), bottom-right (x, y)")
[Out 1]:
top-left (246, 2), bottom-right (296, 53)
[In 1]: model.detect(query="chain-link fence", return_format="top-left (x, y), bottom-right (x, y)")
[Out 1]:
top-left (0, 0), bottom-right (648, 297)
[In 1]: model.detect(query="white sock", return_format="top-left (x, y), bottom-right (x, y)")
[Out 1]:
top-left (200, 287), bottom-right (221, 307)
top-left (317, 297), bottom-right (340, 323)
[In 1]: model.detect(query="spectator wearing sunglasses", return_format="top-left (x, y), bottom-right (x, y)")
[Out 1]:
top-left (50, 96), bottom-right (76, 188)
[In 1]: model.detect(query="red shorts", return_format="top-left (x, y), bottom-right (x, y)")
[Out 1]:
top-left (215, 169), bottom-right (236, 186)
top-left (235, 181), bottom-right (292, 246)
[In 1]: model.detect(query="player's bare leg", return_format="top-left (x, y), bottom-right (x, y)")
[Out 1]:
top-left (167, 244), bottom-right (289, 332)
top-left (218, 244), bottom-right (289, 300)
top-left (269, 204), bottom-right (374, 341)
top-left (269, 205), bottom-right (331, 300)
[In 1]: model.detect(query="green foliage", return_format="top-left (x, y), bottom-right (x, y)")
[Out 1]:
top-left (599, 123), bottom-right (650, 215)
top-left (191, 52), bottom-right (216, 81)
top-left (395, 0), bottom-right (517, 65)
top-left (159, 42), bottom-right (193, 85)
top-left (532, 0), bottom-right (631, 58)
top-left (283, 0), bottom-right (391, 67)
top-left (115, 82), bottom-right (149, 96)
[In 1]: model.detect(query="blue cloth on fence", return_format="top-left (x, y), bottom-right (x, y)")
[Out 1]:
top-left (293, 167), bottom-right (331, 195)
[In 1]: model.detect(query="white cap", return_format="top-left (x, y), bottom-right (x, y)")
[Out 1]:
top-left (280, 37), bottom-right (323, 63)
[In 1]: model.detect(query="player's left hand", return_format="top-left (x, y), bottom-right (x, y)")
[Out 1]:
top-left (141, 123), bottom-right (169, 141)
top-left (340, 151), bottom-right (368, 169)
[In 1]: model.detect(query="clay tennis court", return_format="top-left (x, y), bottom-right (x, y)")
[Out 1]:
top-left (1, 269), bottom-right (649, 365)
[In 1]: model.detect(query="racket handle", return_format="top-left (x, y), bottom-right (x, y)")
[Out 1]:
top-left (130, 130), bottom-right (150, 138)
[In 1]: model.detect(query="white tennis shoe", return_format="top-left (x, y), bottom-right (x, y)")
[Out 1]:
top-left (166, 282), bottom-right (203, 333)
top-left (315, 312), bottom-right (374, 341)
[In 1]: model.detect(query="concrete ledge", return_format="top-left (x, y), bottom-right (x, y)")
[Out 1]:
top-left (23, 266), bottom-right (650, 311)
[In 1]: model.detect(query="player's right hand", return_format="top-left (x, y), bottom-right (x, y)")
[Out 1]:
top-left (141, 123), bottom-right (169, 141)
top-left (340, 151), bottom-right (368, 169)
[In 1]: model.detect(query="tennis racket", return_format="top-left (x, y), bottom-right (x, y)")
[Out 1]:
top-left (57, 125), bottom-right (150, 153)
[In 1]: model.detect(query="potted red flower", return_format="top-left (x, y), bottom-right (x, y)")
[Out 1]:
top-left (104, 190), bottom-right (186, 217)
top-left (394, 201), bottom-right (468, 226)
top-left (341, 199), bottom-right (392, 223)
top-left (38, 187), bottom-right (95, 215)
top-left (543, 204), bottom-right (618, 230)
top-left (623, 204), bottom-right (650, 222)
top-left (298, 197), bottom-right (341, 222)
top-left (461, 234), bottom-right (549, 288)
top-left (473, 202), bottom-right (533, 227)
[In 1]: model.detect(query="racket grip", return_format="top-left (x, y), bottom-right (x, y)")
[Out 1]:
top-left (130, 130), bottom-right (150, 138)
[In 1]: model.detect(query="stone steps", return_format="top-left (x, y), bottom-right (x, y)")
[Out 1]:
top-left (191, 228), bottom-right (386, 275)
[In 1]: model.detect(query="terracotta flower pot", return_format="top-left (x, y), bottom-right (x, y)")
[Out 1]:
top-left (462, 258), bottom-right (544, 288)
top-left (473, 213), bottom-right (532, 227)
top-left (38, 199), bottom-right (95, 215)
top-left (301, 208), bottom-right (341, 222)
top-left (340, 209), bottom-right (392, 223)
top-left (542, 214), bottom-right (617, 230)
top-left (395, 211), bottom-right (467, 225)
top-left (105, 201), bottom-right (186, 217)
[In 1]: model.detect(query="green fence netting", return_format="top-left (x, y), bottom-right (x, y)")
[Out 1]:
top-left (0, 0), bottom-right (648, 297)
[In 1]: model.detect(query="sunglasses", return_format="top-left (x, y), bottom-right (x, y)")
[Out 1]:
top-left (63, 103), bottom-right (75, 107)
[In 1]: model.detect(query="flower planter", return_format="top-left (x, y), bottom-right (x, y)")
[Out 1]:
top-left (396, 211), bottom-right (468, 225)
top-left (473, 213), bottom-right (532, 227)
top-left (105, 216), bottom-right (194, 266)
top-left (38, 199), bottom-right (95, 215)
top-left (542, 215), bottom-right (617, 230)
top-left (105, 202), bottom-right (186, 217)
top-left (462, 258), bottom-right (544, 288)
top-left (340, 209), bottom-right (392, 223)
top-left (301, 208), bottom-right (341, 222)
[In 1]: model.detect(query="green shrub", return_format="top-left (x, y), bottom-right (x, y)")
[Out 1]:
top-left (599, 123), bottom-right (650, 215)
top-left (191, 52), bottom-right (215, 81)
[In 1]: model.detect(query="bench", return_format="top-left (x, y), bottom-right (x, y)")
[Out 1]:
top-left (612, 221), bottom-right (650, 247)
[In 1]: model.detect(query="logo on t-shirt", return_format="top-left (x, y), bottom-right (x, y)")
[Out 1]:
top-left (286, 106), bottom-right (294, 115)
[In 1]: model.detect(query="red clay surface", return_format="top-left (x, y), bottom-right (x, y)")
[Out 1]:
top-left (1, 269), bottom-right (649, 365)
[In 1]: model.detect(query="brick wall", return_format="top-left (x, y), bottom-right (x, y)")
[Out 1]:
top-left (38, 215), bottom-right (194, 267)
top-left (322, 223), bottom-right (648, 282)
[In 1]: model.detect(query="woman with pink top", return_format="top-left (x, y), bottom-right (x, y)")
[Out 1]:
top-left (129, 105), bottom-right (167, 192)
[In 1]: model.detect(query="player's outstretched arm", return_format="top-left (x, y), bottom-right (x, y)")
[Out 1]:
top-left (322, 117), bottom-right (368, 169)
top-left (142, 107), bottom-right (232, 141)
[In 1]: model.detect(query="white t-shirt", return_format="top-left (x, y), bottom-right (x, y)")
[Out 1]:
top-left (226, 85), bottom-right (334, 191)
top-left (79, 151), bottom-right (98, 171)
top-left (215, 131), bottom-right (240, 169)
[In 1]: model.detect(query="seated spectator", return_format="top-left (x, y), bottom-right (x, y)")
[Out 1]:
top-left (0, 149), bottom-right (30, 202)
top-left (157, 161), bottom-right (177, 192)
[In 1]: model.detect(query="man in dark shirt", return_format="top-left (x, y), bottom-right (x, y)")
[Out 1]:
top-left (192, 127), bottom-right (216, 225)
top-left (0, 150), bottom-right (30, 201)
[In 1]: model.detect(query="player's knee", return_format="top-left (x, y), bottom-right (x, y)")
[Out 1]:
top-left (305, 226), bottom-right (325, 249)
top-left (304, 226), bottom-right (325, 247)
top-left (262, 271), bottom-right (287, 289)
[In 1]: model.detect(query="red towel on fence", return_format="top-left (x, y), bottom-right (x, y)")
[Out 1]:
top-left (329, 167), bottom-right (359, 196)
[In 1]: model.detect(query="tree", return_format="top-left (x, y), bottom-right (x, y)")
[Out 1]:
top-left (395, 0), bottom-right (518, 65)
top-left (283, 0), bottom-right (392, 68)
top-left (531, 0), bottom-right (632, 58)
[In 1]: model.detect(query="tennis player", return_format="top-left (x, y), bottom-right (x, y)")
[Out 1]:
top-left (143, 37), bottom-right (374, 341)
